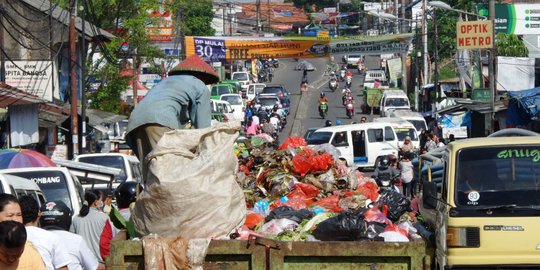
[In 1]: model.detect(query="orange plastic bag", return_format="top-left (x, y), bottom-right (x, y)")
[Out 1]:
top-left (244, 213), bottom-right (265, 229)
top-left (313, 194), bottom-right (343, 212)
top-left (357, 181), bottom-right (379, 201)
top-left (295, 182), bottom-right (320, 198)
top-left (279, 136), bottom-right (307, 150)
top-left (292, 149), bottom-right (334, 176)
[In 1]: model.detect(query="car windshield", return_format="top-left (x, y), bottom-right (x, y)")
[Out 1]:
top-left (394, 128), bottom-right (418, 141)
top-left (77, 156), bottom-right (127, 182)
top-left (455, 146), bottom-right (540, 208)
top-left (258, 98), bottom-right (279, 107)
top-left (262, 87), bottom-right (283, 95)
top-left (221, 95), bottom-right (243, 105)
top-left (7, 171), bottom-right (74, 211)
top-left (307, 132), bottom-right (332, 145)
top-left (233, 73), bottom-right (248, 81)
top-left (407, 120), bottom-right (426, 132)
top-left (349, 55), bottom-right (361, 59)
top-left (385, 98), bottom-right (409, 107)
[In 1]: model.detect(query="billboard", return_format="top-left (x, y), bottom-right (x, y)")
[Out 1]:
top-left (146, 1), bottom-right (174, 42)
top-left (5, 60), bottom-right (56, 102)
top-left (478, 3), bottom-right (540, 35)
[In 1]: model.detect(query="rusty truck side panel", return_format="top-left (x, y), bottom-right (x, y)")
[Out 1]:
top-left (108, 238), bottom-right (433, 270)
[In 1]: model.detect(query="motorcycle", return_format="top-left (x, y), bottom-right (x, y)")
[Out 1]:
top-left (339, 69), bottom-right (346, 82)
top-left (345, 101), bottom-right (354, 119)
top-left (345, 75), bottom-right (352, 88)
top-left (319, 102), bottom-right (328, 119)
top-left (269, 58), bottom-right (279, 68)
top-left (328, 78), bottom-right (338, 92)
top-left (375, 173), bottom-right (400, 192)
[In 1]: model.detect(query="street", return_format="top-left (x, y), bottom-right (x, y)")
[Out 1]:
top-left (273, 57), bottom-right (368, 142)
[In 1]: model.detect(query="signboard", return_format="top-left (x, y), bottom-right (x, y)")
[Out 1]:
top-left (472, 88), bottom-right (491, 102)
top-left (386, 58), bottom-right (402, 81)
top-left (456, 20), bottom-right (494, 49)
top-left (145, 7), bottom-right (173, 42)
top-left (185, 36), bottom-right (330, 61)
top-left (329, 34), bottom-right (413, 55)
top-left (478, 3), bottom-right (540, 35)
top-left (5, 60), bottom-right (55, 101)
top-left (317, 30), bottom-right (330, 38)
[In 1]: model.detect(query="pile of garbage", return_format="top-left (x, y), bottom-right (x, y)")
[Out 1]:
top-left (232, 135), bottom-right (422, 243)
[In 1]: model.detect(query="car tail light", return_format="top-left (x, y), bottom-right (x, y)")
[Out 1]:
top-left (447, 227), bottom-right (480, 248)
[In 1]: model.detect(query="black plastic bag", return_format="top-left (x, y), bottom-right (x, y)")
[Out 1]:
top-left (312, 211), bottom-right (367, 241)
top-left (366, 222), bottom-right (386, 240)
top-left (265, 206), bottom-right (313, 224)
top-left (377, 190), bottom-right (411, 222)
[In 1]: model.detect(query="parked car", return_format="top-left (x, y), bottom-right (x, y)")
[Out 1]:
top-left (219, 94), bottom-right (245, 121)
top-left (212, 99), bottom-right (239, 122)
top-left (0, 167), bottom-right (85, 215)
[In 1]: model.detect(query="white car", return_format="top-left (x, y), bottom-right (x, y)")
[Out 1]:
top-left (220, 94), bottom-right (245, 121)
top-left (246, 83), bottom-right (266, 101)
top-left (345, 54), bottom-right (362, 68)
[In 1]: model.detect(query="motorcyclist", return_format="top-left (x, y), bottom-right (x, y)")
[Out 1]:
top-left (325, 120), bottom-right (333, 127)
top-left (330, 71), bottom-right (338, 81)
top-left (335, 119), bottom-right (343, 126)
top-left (267, 66), bottom-right (274, 82)
top-left (319, 92), bottom-right (329, 103)
top-left (373, 156), bottom-right (401, 192)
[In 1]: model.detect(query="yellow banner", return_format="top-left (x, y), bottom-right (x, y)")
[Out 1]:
top-left (185, 36), bottom-right (330, 62)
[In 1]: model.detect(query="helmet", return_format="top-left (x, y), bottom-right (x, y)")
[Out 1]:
top-left (378, 157), bottom-right (390, 170)
top-left (336, 119), bottom-right (342, 125)
top-left (387, 154), bottom-right (397, 164)
top-left (40, 201), bottom-right (72, 231)
top-left (115, 182), bottom-right (141, 209)
top-left (325, 120), bottom-right (332, 127)
top-left (320, 92), bottom-right (325, 97)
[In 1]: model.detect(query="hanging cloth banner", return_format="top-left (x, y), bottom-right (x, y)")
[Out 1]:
top-left (185, 34), bottom-right (414, 61)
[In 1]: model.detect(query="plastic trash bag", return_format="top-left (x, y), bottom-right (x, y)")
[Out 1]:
top-left (366, 222), bottom-right (387, 240)
top-left (292, 149), bottom-right (334, 176)
top-left (357, 181), bottom-right (380, 201)
top-left (318, 170), bottom-right (336, 192)
top-left (279, 136), bottom-right (307, 150)
top-left (377, 190), bottom-right (411, 222)
top-left (244, 213), bottom-right (265, 229)
top-left (251, 133), bottom-right (274, 146)
top-left (364, 206), bottom-right (391, 225)
top-left (310, 143), bottom-right (342, 160)
top-left (313, 194), bottom-right (343, 212)
top-left (265, 206), bottom-right (313, 224)
top-left (379, 231), bottom-right (410, 242)
top-left (295, 182), bottom-right (320, 198)
top-left (259, 218), bottom-right (298, 236)
top-left (312, 211), bottom-right (367, 241)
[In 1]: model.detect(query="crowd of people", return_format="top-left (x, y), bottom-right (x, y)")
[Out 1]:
top-left (244, 102), bottom-right (287, 140)
top-left (0, 182), bottom-right (140, 269)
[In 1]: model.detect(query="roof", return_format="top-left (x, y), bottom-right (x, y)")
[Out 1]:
top-left (83, 109), bottom-right (127, 126)
top-left (389, 110), bottom-right (425, 118)
top-left (75, 153), bottom-right (140, 162)
top-left (0, 173), bottom-right (41, 191)
top-left (21, 0), bottom-right (115, 41)
top-left (447, 136), bottom-right (540, 152)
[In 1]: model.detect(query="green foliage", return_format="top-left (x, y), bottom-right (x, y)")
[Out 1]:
top-left (169, 0), bottom-right (216, 36)
top-left (439, 62), bottom-right (459, 81)
top-left (496, 33), bottom-right (528, 57)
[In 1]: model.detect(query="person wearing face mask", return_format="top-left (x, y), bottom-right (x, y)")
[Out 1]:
top-left (70, 190), bottom-right (109, 264)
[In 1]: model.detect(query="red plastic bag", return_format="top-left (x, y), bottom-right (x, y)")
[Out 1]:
top-left (309, 153), bottom-right (334, 172)
top-left (292, 150), bottom-right (334, 176)
top-left (279, 136), bottom-right (307, 150)
top-left (357, 181), bottom-right (379, 201)
top-left (364, 206), bottom-right (391, 225)
top-left (313, 194), bottom-right (343, 212)
top-left (295, 183), bottom-right (320, 198)
top-left (244, 213), bottom-right (265, 229)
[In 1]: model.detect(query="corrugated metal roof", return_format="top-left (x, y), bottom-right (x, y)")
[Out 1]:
top-left (21, 0), bottom-right (115, 41)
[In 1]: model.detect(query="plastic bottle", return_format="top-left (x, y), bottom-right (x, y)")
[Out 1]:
top-left (253, 200), bottom-right (270, 217)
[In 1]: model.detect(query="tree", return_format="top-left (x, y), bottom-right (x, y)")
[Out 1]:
top-left (496, 33), bottom-right (528, 57)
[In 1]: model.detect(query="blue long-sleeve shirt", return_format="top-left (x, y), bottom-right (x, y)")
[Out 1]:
top-left (126, 75), bottom-right (211, 134)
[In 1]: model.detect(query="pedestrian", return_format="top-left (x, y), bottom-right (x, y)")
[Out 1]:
top-left (125, 54), bottom-right (219, 182)
top-left (245, 116), bottom-right (259, 136)
top-left (302, 69), bottom-right (308, 84)
top-left (424, 133), bottom-right (437, 152)
top-left (0, 194), bottom-right (22, 223)
top-left (360, 116), bottom-right (367, 123)
top-left (400, 136), bottom-right (414, 156)
top-left (19, 196), bottom-right (71, 270)
top-left (70, 190), bottom-right (109, 264)
top-left (400, 153), bottom-right (415, 198)
top-left (40, 201), bottom-right (104, 270)
top-left (102, 195), bottom-right (113, 215)
top-left (260, 118), bottom-right (275, 135)
top-left (0, 220), bottom-right (46, 270)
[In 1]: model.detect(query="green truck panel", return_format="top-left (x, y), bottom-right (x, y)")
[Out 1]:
top-left (108, 237), bottom-right (433, 270)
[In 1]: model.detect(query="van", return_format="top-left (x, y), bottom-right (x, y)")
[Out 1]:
top-left (0, 173), bottom-right (46, 206)
top-left (220, 80), bottom-right (242, 95)
top-left (210, 84), bottom-right (235, 100)
top-left (246, 83), bottom-right (266, 101)
top-left (74, 153), bottom-right (142, 190)
top-left (231, 72), bottom-right (250, 90)
top-left (373, 117), bottom-right (419, 149)
top-left (380, 90), bottom-right (410, 117)
top-left (306, 122), bottom-right (399, 169)
top-left (389, 110), bottom-right (428, 132)
top-left (211, 99), bottom-right (239, 121)
top-left (363, 70), bottom-right (387, 88)
top-left (0, 167), bottom-right (85, 215)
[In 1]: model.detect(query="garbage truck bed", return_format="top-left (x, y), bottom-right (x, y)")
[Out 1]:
top-left (107, 237), bottom-right (433, 270)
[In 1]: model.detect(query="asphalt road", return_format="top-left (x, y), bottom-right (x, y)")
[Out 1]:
top-left (271, 57), bottom-right (372, 142)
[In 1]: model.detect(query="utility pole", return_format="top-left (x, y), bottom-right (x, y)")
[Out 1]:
top-left (256, 0), bottom-right (261, 33)
top-left (415, 14), bottom-right (420, 112)
top-left (394, 0), bottom-right (399, 34)
top-left (69, 0), bottom-right (78, 158)
top-left (434, 11), bottom-right (439, 100)
top-left (489, 0), bottom-right (496, 133)
top-left (229, 3), bottom-right (233, 36)
top-left (421, 0), bottom-right (428, 86)
top-left (81, 0), bottom-right (86, 153)
top-left (0, 5), bottom-right (5, 82)
top-left (132, 55), bottom-right (138, 106)
top-left (222, 6), bottom-right (226, 35)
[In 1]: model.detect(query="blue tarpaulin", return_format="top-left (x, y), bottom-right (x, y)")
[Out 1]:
top-left (507, 87), bottom-right (540, 126)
